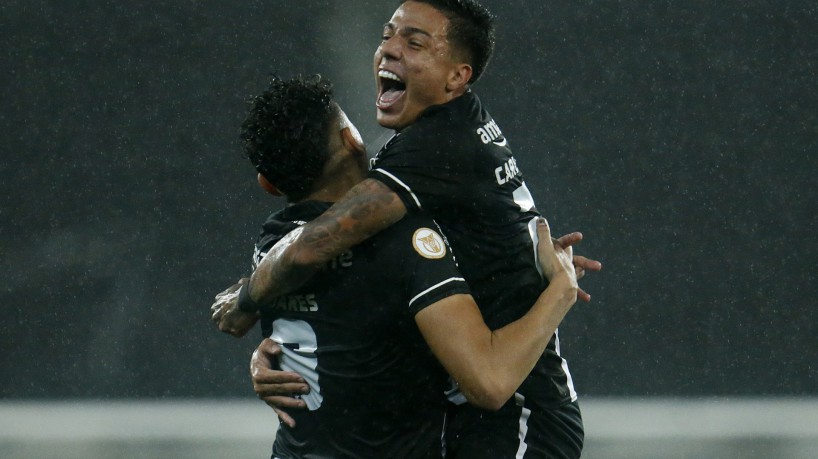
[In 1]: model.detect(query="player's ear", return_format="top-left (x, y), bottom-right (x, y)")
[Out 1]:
top-left (446, 63), bottom-right (472, 92)
top-left (257, 173), bottom-right (283, 196)
top-left (341, 126), bottom-right (367, 157)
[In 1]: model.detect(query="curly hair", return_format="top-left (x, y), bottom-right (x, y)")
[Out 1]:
top-left (401, 0), bottom-right (495, 84)
top-left (241, 75), bottom-right (336, 202)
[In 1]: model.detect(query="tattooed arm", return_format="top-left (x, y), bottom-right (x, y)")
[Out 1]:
top-left (248, 178), bottom-right (405, 303)
top-left (213, 178), bottom-right (405, 336)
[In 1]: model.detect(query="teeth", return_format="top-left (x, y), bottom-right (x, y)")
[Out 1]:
top-left (378, 70), bottom-right (403, 83)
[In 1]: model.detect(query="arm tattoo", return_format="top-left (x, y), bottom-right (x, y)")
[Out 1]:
top-left (303, 179), bottom-right (404, 258)
top-left (249, 178), bottom-right (406, 304)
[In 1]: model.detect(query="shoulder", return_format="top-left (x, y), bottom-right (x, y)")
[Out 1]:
top-left (388, 105), bottom-right (481, 159)
top-left (370, 213), bottom-right (447, 256)
top-left (256, 209), bottom-right (290, 245)
top-left (256, 201), bottom-right (329, 250)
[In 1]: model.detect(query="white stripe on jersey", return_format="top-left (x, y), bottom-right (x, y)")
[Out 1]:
top-left (408, 277), bottom-right (466, 309)
top-left (527, 217), bottom-right (578, 401)
top-left (554, 329), bottom-right (578, 401)
top-left (514, 392), bottom-right (531, 458)
top-left (372, 168), bottom-right (423, 210)
top-left (527, 217), bottom-right (544, 279)
top-left (270, 318), bottom-right (324, 410)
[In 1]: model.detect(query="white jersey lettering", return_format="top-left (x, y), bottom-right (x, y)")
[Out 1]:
top-left (477, 119), bottom-right (504, 144)
top-left (269, 293), bottom-right (318, 312)
top-left (330, 250), bottom-right (353, 269)
top-left (494, 156), bottom-right (521, 185)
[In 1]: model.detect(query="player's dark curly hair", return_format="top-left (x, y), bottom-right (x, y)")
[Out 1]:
top-left (401, 0), bottom-right (495, 84)
top-left (241, 75), bottom-right (335, 202)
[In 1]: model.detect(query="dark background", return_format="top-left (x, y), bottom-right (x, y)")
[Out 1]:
top-left (2, 1), bottom-right (815, 398)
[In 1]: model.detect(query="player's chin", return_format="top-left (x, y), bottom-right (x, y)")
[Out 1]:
top-left (376, 110), bottom-right (403, 130)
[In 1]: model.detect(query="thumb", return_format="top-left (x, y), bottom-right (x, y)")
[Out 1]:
top-left (260, 338), bottom-right (282, 357)
top-left (536, 217), bottom-right (553, 244)
top-left (252, 339), bottom-right (277, 373)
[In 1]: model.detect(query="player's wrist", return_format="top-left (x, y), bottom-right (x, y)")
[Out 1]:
top-left (237, 283), bottom-right (262, 313)
top-left (545, 273), bottom-right (578, 301)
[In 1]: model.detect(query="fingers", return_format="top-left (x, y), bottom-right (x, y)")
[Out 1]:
top-left (216, 310), bottom-right (258, 337)
top-left (250, 345), bottom-right (308, 428)
top-left (573, 255), bottom-right (602, 272)
top-left (563, 239), bottom-right (573, 259)
top-left (572, 255), bottom-right (600, 302)
top-left (211, 295), bottom-right (228, 313)
top-left (211, 302), bottom-right (225, 323)
top-left (222, 321), bottom-right (254, 337)
top-left (213, 286), bottom-right (234, 299)
top-left (212, 280), bottom-right (248, 310)
top-left (252, 367), bottom-right (307, 386)
top-left (261, 395), bottom-right (308, 411)
top-left (214, 281), bottom-right (243, 299)
top-left (211, 293), bottom-right (237, 315)
top-left (546, 225), bottom-right (599, 301)
top-left (270, 405), bottom-right (298, 428)
top-left (556, 232), bottom-right (583, 248)
top-left (255, 381), bottom-right (310, 397)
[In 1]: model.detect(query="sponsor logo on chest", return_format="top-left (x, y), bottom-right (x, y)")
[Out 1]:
top-left (476, 119), bottom-right (507, 146)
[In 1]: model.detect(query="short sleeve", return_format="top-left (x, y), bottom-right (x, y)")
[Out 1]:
top-left (397, 217), bottom-right (470, 316)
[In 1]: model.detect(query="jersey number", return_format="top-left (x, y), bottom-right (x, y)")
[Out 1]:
top-left (271, 319), bottom-right (324, 410)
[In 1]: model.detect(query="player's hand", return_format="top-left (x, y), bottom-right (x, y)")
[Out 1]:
top-left (536, 218), bottom-right (578, 299)
top-left (211, 279), bottom-right (259, 337)
top-left (554, 232), bottom-right (602, 302)
top-left (251, 338), bottom-right (310, 428)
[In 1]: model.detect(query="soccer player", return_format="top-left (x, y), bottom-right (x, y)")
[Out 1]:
top-left (215, 1), bottom-right (602, 457)
top-left (212, 75), bottom-right (580, 458)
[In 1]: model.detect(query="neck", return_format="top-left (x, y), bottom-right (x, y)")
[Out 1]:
top-left (395, 90), bottom-right (469, 132)
top-left (297, 160), bottom-right (366, 204)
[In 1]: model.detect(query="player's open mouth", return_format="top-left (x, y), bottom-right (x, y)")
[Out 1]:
top-left (377, 70), bottom-right (406, 110)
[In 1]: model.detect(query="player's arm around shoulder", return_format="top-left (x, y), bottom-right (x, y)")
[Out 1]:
top-left (249, 178), bottom-right (407, 305)
top-left (295, 178), bottom-right (406, 267)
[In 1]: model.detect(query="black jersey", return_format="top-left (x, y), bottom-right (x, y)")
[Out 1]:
top-left (253, 201), bottom-right (470, 459)
top-left (369, 91), bottom-right (577, 408)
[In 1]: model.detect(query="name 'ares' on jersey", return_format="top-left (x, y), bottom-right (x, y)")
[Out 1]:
top-left (269, 293), bottom-right (318, 312)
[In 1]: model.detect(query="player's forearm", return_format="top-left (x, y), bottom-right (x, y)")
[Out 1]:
top-left (491, 274), bottom-right (577, 384)
top-left (243, 227), bottom-right (319, 306)
top-left (246, 178), bottom-right (406, 306)
top-left (460, 275), bottom-right (577, 409)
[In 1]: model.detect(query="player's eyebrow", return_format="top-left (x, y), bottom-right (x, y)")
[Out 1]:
top-left (383, 22), bottom-right (433, 39)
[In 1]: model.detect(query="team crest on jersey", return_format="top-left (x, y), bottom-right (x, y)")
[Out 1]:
top-left (412, 228), bottom-right (446, 259)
